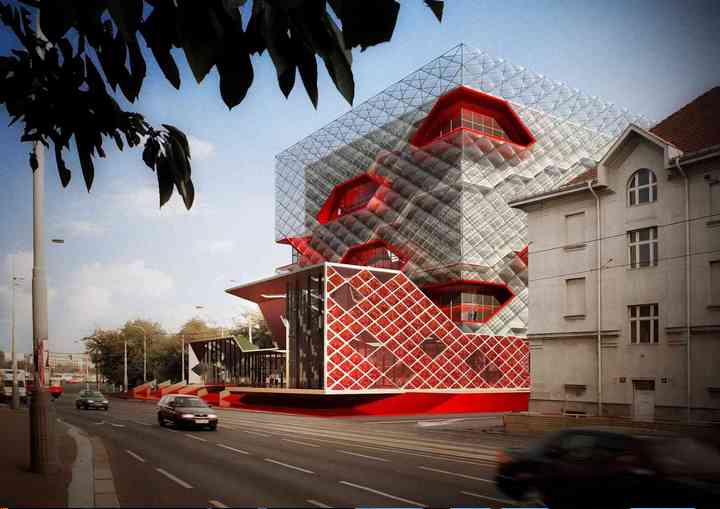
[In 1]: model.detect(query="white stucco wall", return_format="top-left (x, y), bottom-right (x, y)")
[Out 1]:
top-left (521, 136), bottom-right (720, 419)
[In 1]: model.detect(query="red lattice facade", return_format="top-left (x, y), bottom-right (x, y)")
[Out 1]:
top-left (325, 264), bottom-right (530, 392)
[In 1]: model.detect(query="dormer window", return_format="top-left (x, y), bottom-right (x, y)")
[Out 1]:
top-left (628, 169), bottom-right (657, 206)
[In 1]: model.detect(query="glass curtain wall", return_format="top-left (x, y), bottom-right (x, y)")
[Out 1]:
top-left (286, 266), bottom-right (325, 389)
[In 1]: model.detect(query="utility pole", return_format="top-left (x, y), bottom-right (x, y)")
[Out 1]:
top-left (180, 334), bottom-right (185, 384)
top-left (128, 325), bottom-right (147, 382)
top-left (10, 255), bottom-right (23, 410)
top-left (30, 127), bottom-right (60, 475)
top-left (123, 338), bottom-right (128, 393)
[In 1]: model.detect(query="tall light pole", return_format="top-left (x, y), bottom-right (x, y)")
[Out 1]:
top-left (10, 255), bottom-right (24, 410)
top-left (29, 124), bottom-right (61, 474)
top-left (123, 338), bottom-right (128, 393)
top-left (128, 324), bottom-right (147, 382)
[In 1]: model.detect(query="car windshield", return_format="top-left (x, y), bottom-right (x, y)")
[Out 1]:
top-left (174, 398), bottom-right (207, 408)
top-left (85, 392), bottom-right (104, 399)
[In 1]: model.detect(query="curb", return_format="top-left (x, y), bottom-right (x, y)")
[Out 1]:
top-left (90, 436), bottom-right (120, 508)
top-left (64, 421), bottom-right (94, 508)
top-left (62, 419), bottom-right (120, 508)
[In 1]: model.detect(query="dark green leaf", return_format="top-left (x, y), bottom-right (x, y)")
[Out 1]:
top-left (139, 5), bottom-right (181, 89)
top-left (142, 137), bottom-right (160, 170)
top-left (155, 155), bottom-right (174, 207)
top-left (424, 0), bottom-right (444, 22)
top-left (293, 37), bottom-right (318, 108)
top-left (54, 143), bottom-right (71, 187)
top-left (177, 3), bottom-right (224, 83)
top-left (328, 0), bottom-right (399, 51)
top-left (162, 124), bottom-right (190, 158)
top-left (75, 132), bottom-right (95, 191)
top-left (107, 0), bottom-right (143, 39)
top-left (38, 0), bottom-right (76, 42)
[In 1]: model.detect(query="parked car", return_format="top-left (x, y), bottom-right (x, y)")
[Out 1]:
top-left (75, 390), bottom-right (109, 411)
top-left (157, 395), bottom-right (218, 430)
top-left (495, 428), bottom-right (720, 509)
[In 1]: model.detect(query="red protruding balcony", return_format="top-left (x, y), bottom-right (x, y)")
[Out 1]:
top-left (317, 173), bottom-right (390, 224)
top-left (422, 279), bottom-right (515, 324)
top-left (278, 236), bottom-right (325, 266)
top-left (410, 86), bottom-right (536, 149)
top-left (517, 245), bottom-right (529, 266)
top-left (340, 240), bottom-right (407, 271)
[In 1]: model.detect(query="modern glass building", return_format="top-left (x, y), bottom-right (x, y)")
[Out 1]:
top-left (193, 44), bottom-right (647, 413)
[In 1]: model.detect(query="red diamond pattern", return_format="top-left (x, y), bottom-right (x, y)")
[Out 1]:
top-left (325, 266), bottom-right (530, 391)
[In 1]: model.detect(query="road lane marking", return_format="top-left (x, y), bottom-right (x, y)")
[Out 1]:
top-left (185, 434), bottom-right (208, 442)
top-left (306, 499), bottom-right (331, 508)
top-left (264, 458), bottom-right (315, 474)
top-left (155, 468), bottom-right (193, 489)
top-left (218, 424), bottom-right (236, 430)
top-left (337, 449), bottom-right (390, 462)
top-left (282, 438), bottom-right (321, 448)
top-left (94, 421), bottom-right (105, 425)
top-left (460, 490), bottom-right (516, 505)
top-left (244, 430), bottom-right (270, 437)
top-left (124, 449), bottom-right (146, 463)
top-left (418, 465), bottom-right (494, 483)
top-left (132, 420), bottom-right (152, 426)
top-left (339, 481), bottom-right (424, 507)
top-left (216, 443), bottom-right (250, 455)
top-left (208, 500), bottom-right (228, 508)
top-left (111, 423), bottom-right (125, 428)
top-left (164, 428), bottom-right (178, 433)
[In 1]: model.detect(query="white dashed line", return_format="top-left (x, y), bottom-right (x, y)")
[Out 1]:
top-left (282, 438), bottom-right (321, 448)
top-left (132, 420), bottom-right (152, 426)
top-left (461, 490), bottom-right (516, 505)
top-left (208, 500), bottom-right (228, 508)
top-left (263, 458), bottom-right (315, 474)
top-left (339, 481), bottom-right (424, 507)
top-left (216, 443), bottom-right (250, 455)
top-left (111, 423), bottom-right (125, 428)
top-left (337, 449), bottom-right (390, 462)
top-left (124, 449), bottom-right (146, 463)
top-left (185, 434), bottom-right (208, 442)
top-left (155, 468), bottom-right (193, 489)
top-left (244, 430), bottom-right (270, 437)
top-left (306, 499), bottom-right (332, 508)
top-left (218, 424), bottom-right (236, 430)
top-left (419, 465), bottom-right (494, 482)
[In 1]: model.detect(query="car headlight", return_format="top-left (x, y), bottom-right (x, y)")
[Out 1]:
top-left (207, 414), bottom-right (217, 419)
top-left (181, 413), bottom-right (194, 419)
top-left (102, 400), bottom-right (108, 404)
top-left (87, 400), bottom-right (94, 403)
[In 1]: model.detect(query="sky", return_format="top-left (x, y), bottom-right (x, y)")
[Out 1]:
top-left (1, 0), bottom-right (719, 356)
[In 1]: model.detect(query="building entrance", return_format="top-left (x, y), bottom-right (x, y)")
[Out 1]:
top-left (632, 379), bottom-right (655, 420)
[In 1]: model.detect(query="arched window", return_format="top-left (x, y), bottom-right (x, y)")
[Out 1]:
top-left (628, 169), bottom-right (657, 206)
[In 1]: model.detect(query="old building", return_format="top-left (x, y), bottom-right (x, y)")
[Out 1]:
top-left (511, 87), bottom-right (720, 420)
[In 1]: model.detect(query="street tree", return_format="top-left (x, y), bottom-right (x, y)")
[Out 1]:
top-left (0, 0), bottom-right (443, 208)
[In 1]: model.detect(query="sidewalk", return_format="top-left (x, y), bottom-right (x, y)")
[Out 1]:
top-left (0, 405), bottom-right (76, 508)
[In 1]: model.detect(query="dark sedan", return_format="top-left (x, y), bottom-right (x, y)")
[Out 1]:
top-left (157, 395), bottom-right (218, 430)
top-left (75, 390), bottom-right (109, 411)
top-left (495, 428), bottom-right (720, 509)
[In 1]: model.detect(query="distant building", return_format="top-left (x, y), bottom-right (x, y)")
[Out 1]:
top-left (511, 87), bottom-right (720, 421)
top-left (48, 352), bottom-right (95, 380)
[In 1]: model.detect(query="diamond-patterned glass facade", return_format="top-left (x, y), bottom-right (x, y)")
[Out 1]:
top-left (325, 264), bottom-right (529, 391)
top-left (275, 44), bottom-right (649, 338)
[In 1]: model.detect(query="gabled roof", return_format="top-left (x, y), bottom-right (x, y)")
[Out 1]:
top-left (650, 87), bottom-right (720, 154)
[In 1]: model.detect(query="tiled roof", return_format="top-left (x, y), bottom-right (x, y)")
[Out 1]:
top-left (650, 87), bottom-right (720, 154)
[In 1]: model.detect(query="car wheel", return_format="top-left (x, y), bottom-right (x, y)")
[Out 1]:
top-left (158, 415), bottom-right (165, 427)
top-left (208, 424), bottom-right (217, 431)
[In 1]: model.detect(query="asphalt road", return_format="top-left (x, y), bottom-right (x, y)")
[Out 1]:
top-left (53, 394), bottom-right (542, 508)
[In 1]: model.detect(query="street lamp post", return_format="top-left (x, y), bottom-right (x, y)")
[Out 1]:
top-left (128, 325), bottom-right (148, 382)
top-left (10, 255), bottom-right (25, 410)
top-left (123, 338), bottom-right (128, 393)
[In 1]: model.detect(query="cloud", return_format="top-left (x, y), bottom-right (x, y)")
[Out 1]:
top-left (187, 135), bottom-right (216, 162)
top-left (60, 220), bottom-right (106, 237)
top-left (111, 185), bottom-right (214, 219)
top-left (200, 240), bottom-right (235, 255)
